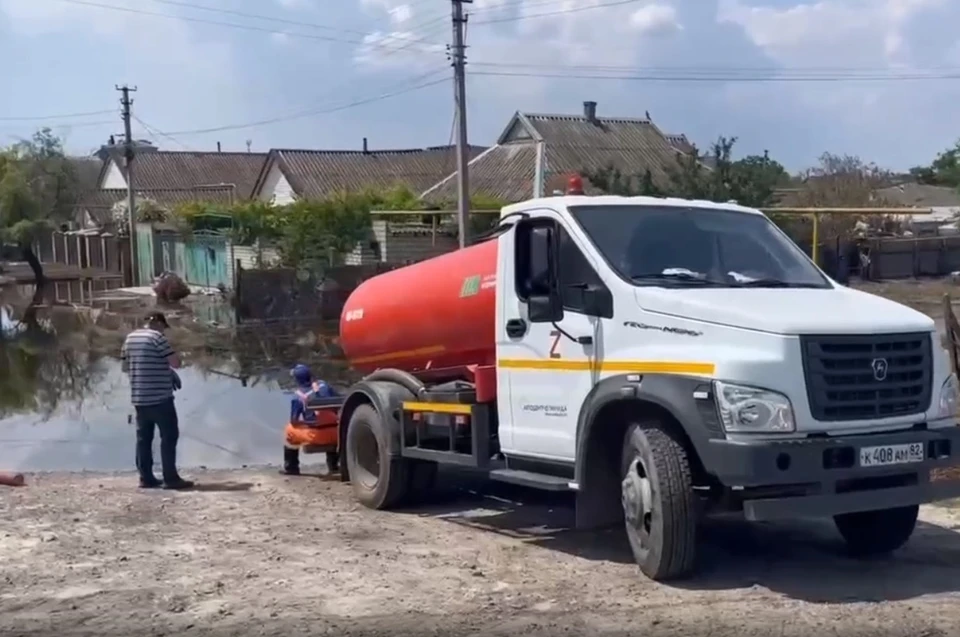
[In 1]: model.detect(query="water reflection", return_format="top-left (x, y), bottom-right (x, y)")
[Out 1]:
top-left (0, 360), bottom-right (291, 473)
top-left (0, 304), bottom-right (353, 473)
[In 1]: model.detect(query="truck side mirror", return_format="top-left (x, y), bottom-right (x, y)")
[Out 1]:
top-left (516, 219), bottom-right (564, 324)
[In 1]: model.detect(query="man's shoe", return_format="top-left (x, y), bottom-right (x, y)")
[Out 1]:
top-left (139, 478), bottom-right (163, 489)
top-left (280, 467), bottom-right (300, 476)
top-left (163, 479), bottom-right (195, 490)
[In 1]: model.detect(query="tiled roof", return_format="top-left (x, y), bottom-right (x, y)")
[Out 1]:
top-left (104, 150), bottom-right (268, 198)
top-left (423, 109), bottom-right (689, 203)
top-left (259, 145), bottom-right (487, 199)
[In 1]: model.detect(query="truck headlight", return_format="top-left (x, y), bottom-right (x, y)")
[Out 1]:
top-left (714, 381), bottom-right (796, 434)
top-left (938, 374), bottom-right (959, 419)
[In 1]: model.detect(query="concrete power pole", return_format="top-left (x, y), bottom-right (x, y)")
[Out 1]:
top-left (451, 0), bottom-right (472, 248)
top-left (117, 84), bottom-right (139, 286)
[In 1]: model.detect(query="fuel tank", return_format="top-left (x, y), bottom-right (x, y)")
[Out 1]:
top-left (339, 239), bottom-right (498, 375)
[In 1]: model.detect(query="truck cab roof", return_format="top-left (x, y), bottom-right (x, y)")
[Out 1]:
top-left (502, 195), bottom-right (766, 218)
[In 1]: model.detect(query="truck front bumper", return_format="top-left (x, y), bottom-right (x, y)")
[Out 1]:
top-left (702, 426), bottom-right (960, 521)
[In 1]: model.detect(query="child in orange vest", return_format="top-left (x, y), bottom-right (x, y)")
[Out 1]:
top-left (282, 364), bottom-right (340, 475)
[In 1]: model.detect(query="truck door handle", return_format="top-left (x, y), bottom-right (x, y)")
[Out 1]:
top-left (505, 318), bottom-right (527, 338)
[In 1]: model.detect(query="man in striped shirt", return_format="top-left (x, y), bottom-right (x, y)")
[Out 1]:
top-left (121, 311), bottom-right (193, 490)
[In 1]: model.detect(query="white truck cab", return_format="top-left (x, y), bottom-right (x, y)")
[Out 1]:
top-left (337, 193), bottom-right (960, 582)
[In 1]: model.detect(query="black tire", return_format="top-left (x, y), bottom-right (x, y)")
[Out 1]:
top-left (405, 460), bottom-right (439, 505)
top-left (345, 404), bottom-right (409, 510)
top-left (620, 419), bottom-right (698, 581)
top-left (834, 505), bottom-right (919, 557)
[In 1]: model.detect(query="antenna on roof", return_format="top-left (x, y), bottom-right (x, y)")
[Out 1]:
top-left (245, 140), bottom-right (252, 153)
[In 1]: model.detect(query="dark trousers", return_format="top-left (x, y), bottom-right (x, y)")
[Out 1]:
top-left (135, 398), bottom-right (181, 483)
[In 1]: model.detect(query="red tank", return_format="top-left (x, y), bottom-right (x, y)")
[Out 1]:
top-left (339, 239), bottom-right (498, 375)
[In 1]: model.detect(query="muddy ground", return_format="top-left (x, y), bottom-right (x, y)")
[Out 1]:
top-left (4, 468), bottom-right (960, 636)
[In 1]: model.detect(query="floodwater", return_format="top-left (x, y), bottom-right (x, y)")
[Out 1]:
top-left (0, 360), bottom-right (292, 473)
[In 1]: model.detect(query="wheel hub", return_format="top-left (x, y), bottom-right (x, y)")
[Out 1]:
top-left (621, 459), bottom-right (652, 528)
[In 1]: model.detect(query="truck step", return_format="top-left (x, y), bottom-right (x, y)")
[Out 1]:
top-left (488, 469), bottom-right (573, 492)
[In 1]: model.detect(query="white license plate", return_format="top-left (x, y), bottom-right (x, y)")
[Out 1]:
top-left (859, 443), bottom-right (925, 468)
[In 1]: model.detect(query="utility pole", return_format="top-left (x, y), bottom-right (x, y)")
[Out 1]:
top-left (451, 0), bottom-right (472, 248)
top-left (117, 84), bottom-right (139, 286)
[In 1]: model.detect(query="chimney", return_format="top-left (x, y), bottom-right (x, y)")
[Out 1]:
top-left (216, 141), bottom-right (222, 153)
top-left (583, 100), bottom-right (597, 123)
top-left (363, 137), bottom-right (369, 153)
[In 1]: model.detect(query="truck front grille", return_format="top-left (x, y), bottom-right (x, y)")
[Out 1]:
top-left (800, 332), bottom-right (933, 422)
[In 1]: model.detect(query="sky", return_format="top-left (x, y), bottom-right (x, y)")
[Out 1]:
top-left (1, 0), bottom-right (959, 173)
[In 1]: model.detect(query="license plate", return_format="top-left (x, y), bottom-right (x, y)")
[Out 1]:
top-left (859, 443), bottom-right (925, 467)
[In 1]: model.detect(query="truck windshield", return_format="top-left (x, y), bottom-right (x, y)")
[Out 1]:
top-left (568, 204), bottom-right (831, 289)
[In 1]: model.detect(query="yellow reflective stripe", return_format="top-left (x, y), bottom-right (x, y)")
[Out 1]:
top-left (497, 359), bottom-right (715, 375)
top-left (402, 401), bottom-right (474, 415)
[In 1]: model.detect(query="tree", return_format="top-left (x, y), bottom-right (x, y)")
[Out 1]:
top-left (789, 152), bottom-right (894, 207)
top-left (584, 136), bottom-right (788, 208)
top-left (909, 140), bottom-right (960, 188)
top-left (0, 129), bottom-right (82, 287)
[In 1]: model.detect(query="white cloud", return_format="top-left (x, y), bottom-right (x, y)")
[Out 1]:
top-left (629, 4), bottom-right (680, 35)
top-left (717, 0), bottom-right (944, 66)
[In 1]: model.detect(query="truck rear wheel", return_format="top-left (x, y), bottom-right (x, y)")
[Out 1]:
top-left (834, 505), bottom-right (919, 557)
top-left (620, 419), bottom-right (698, 581)
top-left (345, 404), bottom-right (409, 509)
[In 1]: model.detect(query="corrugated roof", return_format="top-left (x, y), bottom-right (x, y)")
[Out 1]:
top-left (423, 109), bottom-right (689, 202)
top-left (263, 145), bottom-right (487, 199)
top-left (875, 183), bottom-right (960, 208)
top-left (105, 150), bottom-right (268, 198)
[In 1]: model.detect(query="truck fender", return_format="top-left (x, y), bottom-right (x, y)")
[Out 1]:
top-left (573, 373), bottom-right (720, 490)
top-left (338, 379), bottom-right (417, 470)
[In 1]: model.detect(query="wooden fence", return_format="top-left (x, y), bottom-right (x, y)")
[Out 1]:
top-left (27, 230), bottom-right (130, 302)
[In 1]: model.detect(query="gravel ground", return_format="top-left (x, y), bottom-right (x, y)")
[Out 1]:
top-left (4, 468), bottom-right (960, 636)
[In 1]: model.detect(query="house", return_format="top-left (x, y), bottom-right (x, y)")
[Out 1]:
top-left (251, 142), bottom-right (486, 205)
top-left (874, 183), bottom-right (960, 235)
top-left (97, 147), bottom-right (268, 199)
top-left (421, 101), bottom-right (697, 203)
top-left (250, 142), bottom-right (487, 265)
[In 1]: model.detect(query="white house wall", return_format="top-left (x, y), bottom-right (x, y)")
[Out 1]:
top-left (101, 160), bottom-right (126, 189)
top-left (259, 162), bottom-right (296, 205)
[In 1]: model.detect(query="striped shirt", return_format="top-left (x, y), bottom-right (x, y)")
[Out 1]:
top-left (121, 328), bottom-right (176, 406)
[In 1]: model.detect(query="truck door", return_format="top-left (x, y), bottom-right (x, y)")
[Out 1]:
top-left (498, 215), bottom-right (611, 461)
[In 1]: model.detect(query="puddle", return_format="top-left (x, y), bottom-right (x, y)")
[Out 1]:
top-left (0, 359), bottom-right (290, 473)
top-left (0, 300), bottom-right (349, 474)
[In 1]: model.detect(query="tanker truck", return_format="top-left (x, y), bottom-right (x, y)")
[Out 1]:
top-left (333, 183), bottom-right (960, 581)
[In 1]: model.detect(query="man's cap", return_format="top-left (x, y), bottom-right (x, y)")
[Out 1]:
top-left (291, 364), bottom-right (312, 384)
top-left (144, 311), bottom-right (169, 328)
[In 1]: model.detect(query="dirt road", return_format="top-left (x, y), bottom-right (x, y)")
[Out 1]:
top-left (4, 468), bottom-right (960, 636)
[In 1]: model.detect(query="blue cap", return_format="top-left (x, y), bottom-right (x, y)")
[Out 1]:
top-left (291, 364), bottom-right (312, 385)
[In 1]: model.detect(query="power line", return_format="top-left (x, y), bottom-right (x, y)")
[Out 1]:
top-left (162, 69), bottom-right (451, 136)
top-left (133, 115), bottom-right (196, 151)
top-left (0, 109), bottom-right (114, 122)
top-left (54, 0), bottom-right (447, 52)
top-left (469, 61), bottom-right (960, 75)
top-left (55, 0), bottom-right (367, 45)
top-left (471, 0), bottom-right (641, 26)
top-left (470, 69), bottom-right (960, 83)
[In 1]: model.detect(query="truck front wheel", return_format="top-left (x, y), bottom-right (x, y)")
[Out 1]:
top-left (345, 404), bottom-right (409, 510)
top-left (620, 419), bottom-right (698, 581)
top-left (834, 505), bottom-right (919, 557)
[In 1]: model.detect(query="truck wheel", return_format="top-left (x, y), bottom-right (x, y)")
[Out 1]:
top-left (834, 505), bottom-right (919, 557)
top-left (620, 419), bottom-right (698, 581)
top-left (345, 404), bottom-right (409, 510)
